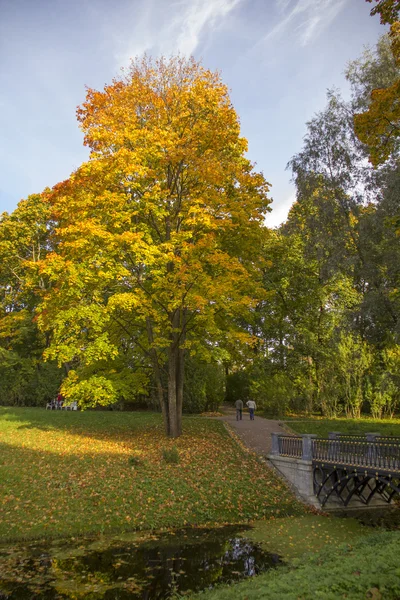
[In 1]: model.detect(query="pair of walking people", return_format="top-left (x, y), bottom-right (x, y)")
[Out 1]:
top-left (235, 399), bottom-right (257, 421)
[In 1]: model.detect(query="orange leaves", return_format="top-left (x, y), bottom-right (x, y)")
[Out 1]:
top-left (354, 19), bottom-right (400, 165)
top-left (36, 55), bottom-right (272, 422)
top-left (0, 409), bottom-right (302, 542)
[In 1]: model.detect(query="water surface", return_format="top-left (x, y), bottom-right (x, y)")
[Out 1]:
top-left (0, 526), bottom-right (281, 599)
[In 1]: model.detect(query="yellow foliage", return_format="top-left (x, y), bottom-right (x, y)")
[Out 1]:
top-left (37, 56), bottom-right (271, 432)
top-left (354, 20), bottom-right (400, 165)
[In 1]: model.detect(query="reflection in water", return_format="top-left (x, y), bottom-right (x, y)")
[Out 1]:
top-left (0, 526), bottom-right (281, 599)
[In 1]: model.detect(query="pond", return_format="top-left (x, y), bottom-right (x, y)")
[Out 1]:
top-left (0, 526), bottom-right (281, 599)
top-left (1, 510), bottom-right (395, 599)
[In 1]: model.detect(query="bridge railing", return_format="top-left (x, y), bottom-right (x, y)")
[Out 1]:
top-left (277, 435), bottom-right (303, 458)
top-left (327, 432), bottom-right (400, 443)
top-left (270, 432), bottom-right (400, 471)
top-left (312, 438), bottom-right (400, 471)
top-left (271, 433), bottom-right (316, 460)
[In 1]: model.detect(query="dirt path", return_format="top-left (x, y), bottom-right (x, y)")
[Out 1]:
top-left (216, 408), bottom-right (288, 456)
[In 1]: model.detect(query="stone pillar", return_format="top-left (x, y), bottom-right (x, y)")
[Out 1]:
top-left (301, 434), bottom-right (317, 461)
top-left (365, 432), bottom-right (381, 442)
top-left (271, 432), bottom-right (280, 456)
top-left (328, 432), bottom-right (342, 439)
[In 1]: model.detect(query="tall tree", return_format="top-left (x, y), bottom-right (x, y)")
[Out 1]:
top-left (355, 2), bottom-right (400, 165)
top-left (38, 56), bottom-right (270, 437)
top-left (0, 195), bottom-right (62, 405)
top-left (346, 33), bottom-right (400, 112)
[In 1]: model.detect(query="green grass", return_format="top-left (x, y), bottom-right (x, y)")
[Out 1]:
top-left (0, 407), bottom-right (303, 542)
top-left (190, 530), bottom-right (400, 600)
top-left (281, 415), bottom-right (400, 437)
top-left (244, 514), bottom-right (369, 560)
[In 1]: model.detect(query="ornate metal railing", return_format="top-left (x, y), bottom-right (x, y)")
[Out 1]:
top-left (312, 438), bottom-right (400, 473)
top-left (277, 435), bottom-right (303, 458)
top-left (271, 431), bottom-right (400, 470)
top-left (328, 432), bottom-right (400, 443)
top-left (270, 430), bottom-right (400, 506)
top-left (327, 433), bottom-right (370, 442)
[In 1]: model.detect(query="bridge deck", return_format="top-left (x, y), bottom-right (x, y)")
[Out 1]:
top-left (272, 433), bottom-right (400, 507)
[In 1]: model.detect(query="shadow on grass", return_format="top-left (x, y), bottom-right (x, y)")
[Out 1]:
top-left (0, 407), bottom-right (228, 453)
top-left (0, 405), bottom-right (165, 443)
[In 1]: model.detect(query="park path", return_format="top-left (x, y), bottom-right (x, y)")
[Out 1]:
top-left (215, 408), bottom-right (288, 457)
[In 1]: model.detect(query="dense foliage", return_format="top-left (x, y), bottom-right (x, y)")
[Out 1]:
top-left (235, 7), bottom-right (400, 418)
top-left (0, 194), bottom-right (63, 407)
top-left (1, 5), bottom-right (400, 426)
top-left (7, 57), bottom-right (269, 437)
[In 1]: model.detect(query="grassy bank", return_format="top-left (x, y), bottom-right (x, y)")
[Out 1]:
top-left (281, 415), bottom-right (400, 437)
top-left (191, 530), bottom-right (400, 600)
top-left (244, 514), bottom-right (368, 560)
top-left (0, 407), bottom-right (303, 542)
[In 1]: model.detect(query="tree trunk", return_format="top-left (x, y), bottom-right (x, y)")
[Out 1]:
top-left (176, 346), bottom-right (185, 436)
top-left (156, 370), bottom-right (169, 436)
top-left (147, 309), bottom-right (186, 438)
top-left (168, 344), bottom-right (180, 438)
top-left (166, 308), bottom-right (185, 438)
top-left (176, 309), bottom-right (186, 435)
top-left (306, 355), bottom-right (314, 414)
top-left (146, 318), bottom-right (170, 435)
top-left (165, 346), bottom-right (185, 438)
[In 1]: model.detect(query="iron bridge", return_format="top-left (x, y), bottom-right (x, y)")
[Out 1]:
top-left (274, 432), bottom-right (400, 507)
top-left (312, 435), bottom-right (400, 507)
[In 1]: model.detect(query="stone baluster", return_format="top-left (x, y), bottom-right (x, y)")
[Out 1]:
top-left (270, 432), bottom-right (280, 456)
top-left (301, 434), bottom-right (317, 461)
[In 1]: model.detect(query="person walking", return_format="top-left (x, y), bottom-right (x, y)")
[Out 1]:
top-left (246, 399), bottom-right (257, 420)
top-left (235, 399), bottom-right (243, 421)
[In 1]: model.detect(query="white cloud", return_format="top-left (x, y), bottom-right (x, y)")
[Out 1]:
top-left (276, 0), bottom-right (293, 14)
top-left (116, 0), bottom-right (242, 65)
top-left (263, 0), bottom-right (348, 48)
top-left (173, 0), bottom-right (242, 55)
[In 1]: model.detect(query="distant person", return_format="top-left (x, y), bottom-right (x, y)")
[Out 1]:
top-left (235, 399), bottom-right (243, 421)
top-left (57, 393), bottom-right (64, 409)
top-left (246, 399), bottom-right (257, 421)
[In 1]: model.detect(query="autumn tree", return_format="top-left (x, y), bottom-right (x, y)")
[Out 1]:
top-left (355, 1), bottom-right (400, 165)
top-left (346, 33), bottom-right (400, 112)
top-left (38, 56), bottom-right (270, 437)
top-left (0, 195), bottom-right (62, 405)
top-left (366, 0), bottom-right (400, 25)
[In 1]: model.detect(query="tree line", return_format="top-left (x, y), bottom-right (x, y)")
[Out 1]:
top-left (0, 1), bottom-right (399, 435)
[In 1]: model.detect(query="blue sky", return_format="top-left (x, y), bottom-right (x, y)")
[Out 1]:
top-left (0, 0), bottom-right (386, 226)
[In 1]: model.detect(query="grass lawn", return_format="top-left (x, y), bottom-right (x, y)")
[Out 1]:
top-left (190, 530), bottom-right (400, 600)
top-left (281, 415), bottom-right (400, 437)
top-left (0, 407), bottom-right (303, 542)
top-left (244, 514), bottom-right (369, 560)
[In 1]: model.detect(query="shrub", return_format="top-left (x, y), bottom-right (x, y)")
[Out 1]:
top-left (162, 446), bottom-right (180, 464)
top-left (128, 455), bottom-right (144, 467)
